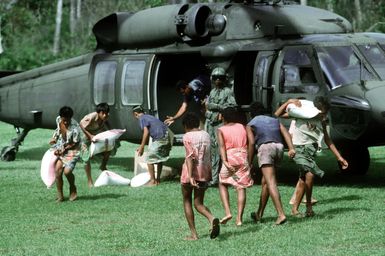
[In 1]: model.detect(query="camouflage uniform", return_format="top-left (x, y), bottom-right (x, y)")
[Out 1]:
top-left (205, 86), bottom-right (236, 185)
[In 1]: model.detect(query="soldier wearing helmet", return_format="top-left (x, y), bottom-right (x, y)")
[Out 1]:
top-left (205, 67), bottom-right (236, 186)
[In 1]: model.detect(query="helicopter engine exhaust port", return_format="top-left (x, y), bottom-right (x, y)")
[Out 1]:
top-left (93, 4), bottom-right (224, 51)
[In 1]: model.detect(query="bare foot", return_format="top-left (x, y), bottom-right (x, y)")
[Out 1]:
top-left (145, 180), bottom-right (158, 187)
top-left (56, 192), bottom-right (64, 203)
top-left (305, 210), bottom-right (315, 217)
top-left (184, 235), bottom-right (198, 241)
top-left (250, 212), bottom-right (261, 222)
top-left (56, 197), bottom-right (64, 203)
top-left (69, 186), bottom-right (77, 201)
top-left (302, 197), bottom-right (318, 205)
top-left (275, 216), bottom-right (287, 225)
top-left (69, 193), bottom-right (77, 201)
top-left (291, 210), bottom-right (304, 218)
top-left (220, 215), bottom-right (232, 224)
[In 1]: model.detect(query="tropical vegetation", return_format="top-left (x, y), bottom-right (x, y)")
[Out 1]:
top-left (1, 0), bottom-right (385, 71)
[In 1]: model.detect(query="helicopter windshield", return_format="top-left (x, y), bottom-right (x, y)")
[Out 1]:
top-left (357, 44), bottom-right (385, 80)
top-left (315, 46), bottom-right (375, 89)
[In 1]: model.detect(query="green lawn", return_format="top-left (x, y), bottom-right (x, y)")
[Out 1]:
top-left (0, 121), bottom-right (385, 256)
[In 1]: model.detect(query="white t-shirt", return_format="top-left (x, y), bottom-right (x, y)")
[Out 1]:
top-left (291, 118), bottom-right (324, 146)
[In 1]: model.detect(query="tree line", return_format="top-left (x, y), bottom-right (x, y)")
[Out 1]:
top-left (1, 0), bottom-right (385, 71)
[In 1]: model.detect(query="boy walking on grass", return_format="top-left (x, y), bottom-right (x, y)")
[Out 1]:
top-left (275, 96), bottom-right (348, 217)
top-left (80, 102), bottom-right (111, 187)
top-left (246, 102), bottom-right (295, 225)
top-left (50, 106), bottom-right (81, 202)
top-left (133, 106), bottom-right (172, 186)
top-left (180, 112), bottom-right (220, 240)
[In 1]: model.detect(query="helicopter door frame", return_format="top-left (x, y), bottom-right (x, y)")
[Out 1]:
top-left (118, 54), bottom-right (156, 140)
top-left (271, 45), bottom-right (326, 111)
top-left (253, 50), bottom-right (276, 112)
top-left (89, 53), bottom-right (155, 141)
top-left (271, 45), bottom-right (327, 127)
top-left (120, 54), bottom-right (156, 111)
top-left (90, 54), bottom-right (118, 108)
top-left (149, 58), bottom-right (161, 119)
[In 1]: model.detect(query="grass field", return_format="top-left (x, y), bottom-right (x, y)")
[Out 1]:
top-left (1, 121), bottom-right (385, 256)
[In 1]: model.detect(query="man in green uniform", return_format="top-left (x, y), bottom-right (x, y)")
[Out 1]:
top-left (205, 67), bottom-right (236, 186)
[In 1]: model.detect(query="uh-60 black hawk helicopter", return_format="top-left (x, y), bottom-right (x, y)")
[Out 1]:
top-left (1, 0), bottom-right (385, 175)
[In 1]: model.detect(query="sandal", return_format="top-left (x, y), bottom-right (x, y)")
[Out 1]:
top-left (210, 218), bottom-right (220, 239)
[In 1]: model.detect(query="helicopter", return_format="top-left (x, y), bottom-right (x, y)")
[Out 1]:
top-left (1, 0), bottom-right (385, 175)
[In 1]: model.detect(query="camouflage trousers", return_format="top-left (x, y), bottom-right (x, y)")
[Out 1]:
top-left (205, 120), bottom-right (223, 185)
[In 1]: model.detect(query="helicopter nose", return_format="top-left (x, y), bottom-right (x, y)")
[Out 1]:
top-left (365, 85), bottom-right (385, 124)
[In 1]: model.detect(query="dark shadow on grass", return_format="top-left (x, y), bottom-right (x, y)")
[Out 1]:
top-left (319, 194), bottom-right (361, 204)
top-left (78, 193), bottom-right (127, 201)
top-left (287, 207), bottom-right (367, 224)
top-left (215, 223), bottom-right (263, 241)
top-left (250, 216), bottom-right (277, 224)
top-left (322, 207), bottom-right (369, 215)
top-left (216, 216), bottom-right (293, 241)
top-left (268, 154), bottom-right (385, 188)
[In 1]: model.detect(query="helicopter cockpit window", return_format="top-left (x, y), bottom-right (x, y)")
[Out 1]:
top-left (121, 60), bottom-right (146, 105)
top-left (357, 44), bottom-right (385, 80)
top-left (279, 48), bottom-right (319, 94)
top-left (93, 61), bottom-right (117, 105)
top-left (316, 46), bottom-right (375, 89)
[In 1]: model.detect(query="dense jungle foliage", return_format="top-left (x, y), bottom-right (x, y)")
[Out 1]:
top-left (1, 0), bottom-right (385, 71)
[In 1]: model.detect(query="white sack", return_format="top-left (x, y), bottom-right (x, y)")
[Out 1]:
top-left (94, 170), bottom-right (131, 187)
top-left (286, 100), bottom-right (320, 119)
top-left (130, 172), bottom-right (151, 188)
top-left (40, 149), bottom-right (57, 188)
top-left (90, 129), bottom-right (126, 157)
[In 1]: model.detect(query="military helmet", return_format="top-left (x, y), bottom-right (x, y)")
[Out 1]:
top-left (211, 67), bottom-right (227, 81)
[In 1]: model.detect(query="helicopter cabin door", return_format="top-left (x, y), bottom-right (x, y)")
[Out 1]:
top-left (90, 53), bottom-right (155, 142)
top-left (253, 51), bottom-right (276, 112)
top-left (271, 45), bottom-right (325, 125)
top-left (150, 54), bottom-right (210, 139)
